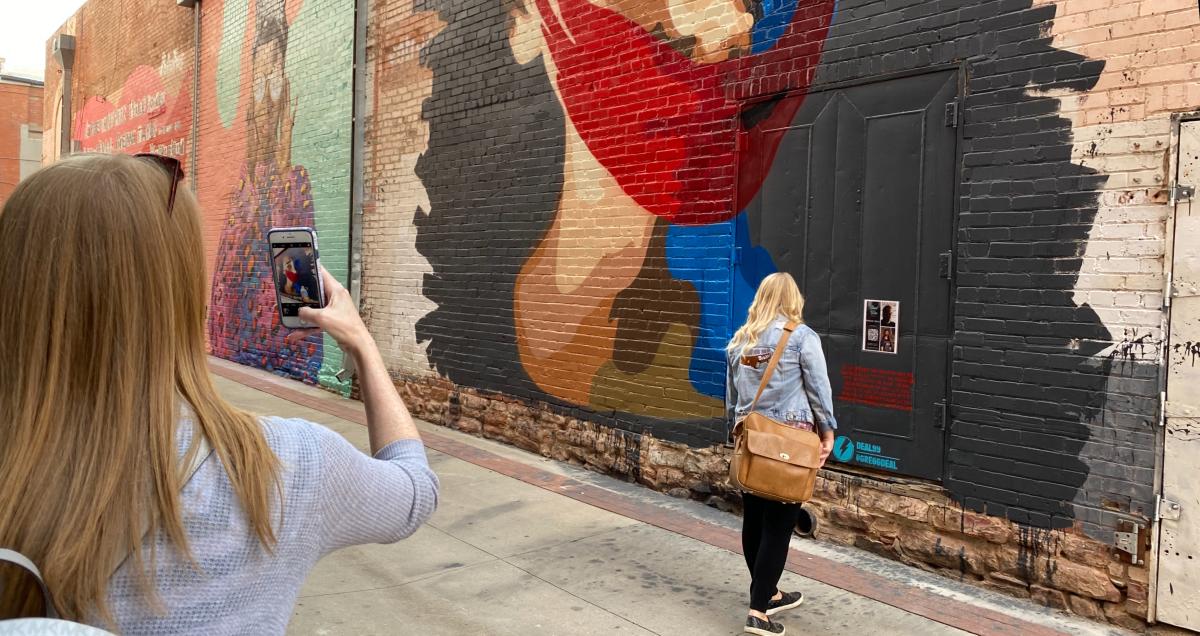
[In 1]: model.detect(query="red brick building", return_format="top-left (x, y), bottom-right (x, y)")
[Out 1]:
top-left (0, 66), bottom-right (43, 204)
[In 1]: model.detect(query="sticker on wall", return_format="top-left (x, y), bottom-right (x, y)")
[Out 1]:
top-left (862, 300), bottom-right (899, 354)
top-left (832, 436), bottom-right (855, 462)
top-left (851, 441), bottom-right (899, 471)
top-left (831, 434), bottom-right (900, 471)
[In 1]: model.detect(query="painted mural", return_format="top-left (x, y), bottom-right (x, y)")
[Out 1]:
top-left (208, 0), bottom-right (321, 382)
top-left (402, 0), bottom-right (1138, 530)
top-left (200, 0), bottom-right (353, 389)
top-left (74, 55), bottom-right (191, 159)
top-left (414, 0), bottom-right (838, 431)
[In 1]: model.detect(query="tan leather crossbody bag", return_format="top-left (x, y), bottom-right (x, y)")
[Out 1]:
top-left (728, 322), bottom-right (823, 503)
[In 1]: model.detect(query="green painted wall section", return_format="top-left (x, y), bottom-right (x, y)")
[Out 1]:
top-left (215, 0), bottom-right (249, 129)
top-left (285, 0), bottom-right (354, 394)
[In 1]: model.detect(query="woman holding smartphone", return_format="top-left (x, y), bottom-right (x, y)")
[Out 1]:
top-left (0, 153), bottom-right (438, 634)
top-left (726, 273), bottom-right (837, 636)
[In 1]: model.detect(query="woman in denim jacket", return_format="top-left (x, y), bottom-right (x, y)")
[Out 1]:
top-left (726, 273), bottom-right (837, 636)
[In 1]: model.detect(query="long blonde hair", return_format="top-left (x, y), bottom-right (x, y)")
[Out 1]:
top-left (727, 272), bottom-right (805, 356)
top-left (0, 154), bottom-right (281, 623)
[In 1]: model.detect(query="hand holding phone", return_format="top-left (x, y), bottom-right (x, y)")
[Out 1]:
top-left (269, 227), bottom-right (326, 329)
top-left (285, 265), bottom-right (373, 357)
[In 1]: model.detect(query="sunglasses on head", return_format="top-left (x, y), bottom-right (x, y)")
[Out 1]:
top-left (133, 153), bottom-right (184, 215)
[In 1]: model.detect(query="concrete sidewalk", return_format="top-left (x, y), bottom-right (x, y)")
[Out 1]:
top-left (210, 359), bottom-right (1132, 636)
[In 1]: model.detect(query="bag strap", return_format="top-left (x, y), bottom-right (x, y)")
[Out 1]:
top-left (749, 321), bottom-right (799, 411)
top-left (180, 437), bottom-right (213, 485)
top-left (0, 548), bottom-right (57, 619)
top-left (110, 436), bottom-right (213, 575)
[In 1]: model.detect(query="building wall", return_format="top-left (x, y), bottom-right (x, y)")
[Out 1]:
top-left (1023, 0), bottom-right (1198, 539)
top-left (195, 0), bottom-right (354, 390)
top-left (364, 0), bottom-right (1200, 628)
top-left (43, 0), bottom-right (194, 162)
top-left (0, 81), bottom-right (43, 204)
top-left (365, 0), bottom-right (1142, 520)
top-left (44, 0), bottom-right (353, 392)
top-left (40, 0), bottom-right (1200, 628)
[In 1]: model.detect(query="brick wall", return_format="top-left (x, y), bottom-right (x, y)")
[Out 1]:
top-left (43, 0), bottom-right (194, 163)
top-left (361, 0), bottom-right (442, 372)
top-left (365, 0), bottom-right (1200, 628)
top-left (367, 0), bottom-right (1156, 521)
top-left (43, 0), bottom-right (354, 390)
top-left (39, 0), bottom-right (1200, 628)
top-left (195, 0), bottom-right (355, 391)
top-left (0, 80), bottom-right (42, 203)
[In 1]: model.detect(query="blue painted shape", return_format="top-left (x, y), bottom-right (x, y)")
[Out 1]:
top-left (665, 221), bottom-right (733, 399)
top-left (665, 212), bottom-right (779, 400)
top-left (750, 0), bottom-right (799, 54)
top-left (751, 0), bottom-right (842, 54)
top-left (731, 211), bottom-right (778, 330)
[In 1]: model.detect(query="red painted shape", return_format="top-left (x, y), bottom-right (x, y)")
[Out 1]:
top-left (838, 365), bottom-right (914, 411)
top-left (535, 0), bottom-right (836, 225)
top-left (74, 65), bottom-right (191, 158)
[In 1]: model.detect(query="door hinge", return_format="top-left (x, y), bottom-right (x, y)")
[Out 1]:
top-left (944, 100), bottom-right (960, 128)
top-left (933, 401), bottom-right (947, 429)
top-left (1157, 495), bottom-right (1182, 522)
top-left (938, 251), bottom-right (953, 279)
top-left (1113, 531), bottom-right (1139, 561)
top-left (1169, 184), bottom-right (1194, 205)
top-left (1113, 519), bottom-right (1147, 565)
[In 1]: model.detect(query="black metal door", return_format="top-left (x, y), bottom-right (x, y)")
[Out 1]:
top-left (745, 70), bottom-right (959, 480)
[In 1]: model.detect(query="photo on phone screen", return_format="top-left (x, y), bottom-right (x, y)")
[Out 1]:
top-left (268, 228), bottom-right (324, 328)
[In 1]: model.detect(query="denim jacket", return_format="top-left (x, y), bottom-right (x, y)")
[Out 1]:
top-left (726, 318), bottom-right (838, 436)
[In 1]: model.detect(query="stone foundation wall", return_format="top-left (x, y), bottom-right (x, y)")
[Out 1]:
top-left (395, 374), bottom-right (1152, 631)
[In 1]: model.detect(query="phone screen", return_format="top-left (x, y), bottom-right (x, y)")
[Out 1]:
top-left (269, 234), bottom-right (323, 327)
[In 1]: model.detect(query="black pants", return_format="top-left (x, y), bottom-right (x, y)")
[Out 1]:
top-left (742, 492), bottom-right (802, 612)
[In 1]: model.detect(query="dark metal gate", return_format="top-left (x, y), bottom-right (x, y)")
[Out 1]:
top-left (740, 70), bottom-right (960, 480)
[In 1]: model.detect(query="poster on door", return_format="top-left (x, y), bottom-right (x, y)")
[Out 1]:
top-left (863, 300), bottom-right (899, 354)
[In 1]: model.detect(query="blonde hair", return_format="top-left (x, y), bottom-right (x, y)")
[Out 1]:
top-left (0, 154), bottom-right (280, 623)
top-left (727, 272), bottom-right (805, 356)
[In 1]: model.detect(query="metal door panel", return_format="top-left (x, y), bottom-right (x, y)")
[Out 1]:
top-left (829, 97), bottom-right (868, 334)
top-left (744, 70), bottom-right (959, 480)
top-left (1157, 119), bottom-right (1200, 631)
top-left (758, 95), bottom-right (839, 335)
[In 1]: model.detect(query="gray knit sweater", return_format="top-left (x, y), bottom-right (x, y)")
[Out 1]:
top-left (99, 416), bottom-right (439, 635)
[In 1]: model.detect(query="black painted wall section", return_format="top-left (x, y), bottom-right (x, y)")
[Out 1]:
top-left (414, 0), bottom-right (561, 401)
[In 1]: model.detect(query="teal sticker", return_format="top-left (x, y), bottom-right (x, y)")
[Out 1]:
top-left (833, 436), bottom-right (854, 462)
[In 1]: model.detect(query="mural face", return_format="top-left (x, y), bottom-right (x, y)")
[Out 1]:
top-left (209, 2), bottom-right (320, 382)
top-left (201, 0), bottom-right (353, 389)
top-left (416, 0), bottom-right (836, 431)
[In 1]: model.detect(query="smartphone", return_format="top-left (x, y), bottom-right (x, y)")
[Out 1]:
top-left (268, 227), bottom-right (326, 329)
